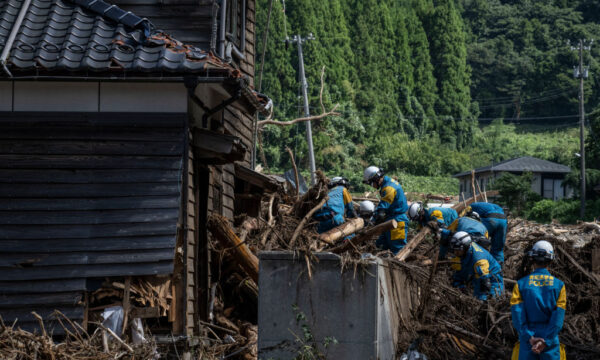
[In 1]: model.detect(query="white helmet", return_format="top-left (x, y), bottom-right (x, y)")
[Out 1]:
top-left (329, 176), bottom-right (349, 189)
top-left (363, 166), bottom-right (384, 185)
top-left (408, 202), bottom-right (423, 220)
top-left (359, 200), bottom-right (375, 217)
top-left (528, 240), bottom-right (555, 262)
top-left (467, 210), bottom-right (481, 221)
top-left (449, 231), bottom-right (472, 252)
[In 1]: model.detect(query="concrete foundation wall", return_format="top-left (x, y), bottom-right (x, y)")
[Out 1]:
top-left (258, 252), bottom-right (418, 360)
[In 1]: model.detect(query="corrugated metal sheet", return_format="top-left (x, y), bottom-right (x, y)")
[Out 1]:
top-left (0, 112), bottom-right (185, 331)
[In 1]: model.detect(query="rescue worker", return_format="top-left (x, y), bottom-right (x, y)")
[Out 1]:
top-left (313, 177), bottom-right (356, 234)
top-left (448, 231), bottom-right (504, 301)
top-left (439, 216), bottom-right (489, 259)
top-left (466, 202), bottom-right (507, 264)
top-left (363, 166), bottom-right (409, 254)
top-left (510, 241), bottom-right (566, 360)
top-left (359, 200), bottom-right (375, 221)
top-left (407, 202), bottom-right (458, 229)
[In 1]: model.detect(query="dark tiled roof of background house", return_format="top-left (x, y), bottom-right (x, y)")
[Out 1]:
top-left (453, 156), bottom-right (572, 177)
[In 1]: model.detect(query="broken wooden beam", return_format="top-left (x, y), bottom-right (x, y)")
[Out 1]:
top-left (289, 196), bottom-right (329, 247)
top-left (330, 219), bottom-right (397, 254)
top-left (395, 227), bottom-right (432, 261)
top-left (556, 245), bottom-right (600, 287)
top-left (319, 217), bottom-right (365, 245)
top-left (207, 214), bottom-right (259, 283)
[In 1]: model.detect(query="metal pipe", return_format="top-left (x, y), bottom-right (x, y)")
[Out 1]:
top-left (1, 0), bottom-right (34, 77)
top-left (218, 0), bottom-right (227, 58)
top-left (230, 0), bottom-right (246, 60)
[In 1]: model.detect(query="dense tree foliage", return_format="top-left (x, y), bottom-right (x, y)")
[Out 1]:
top-left (255, 0), bottom-right (600, 193)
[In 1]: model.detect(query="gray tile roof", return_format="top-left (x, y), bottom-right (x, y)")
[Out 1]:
top-left (0, 0), bottom-right (236, 75)
top-left (453, 156), bottom-right (571, 177)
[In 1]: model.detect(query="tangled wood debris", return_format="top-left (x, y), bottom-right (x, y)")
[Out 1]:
top-left (393, 218), bottom-right (600, 359)
top-left (203, 169), bottom-right (599, 359)
top-left (0, 311), bottom-right (157, 360)
top-left (5, 172), bottom-right (597, 359)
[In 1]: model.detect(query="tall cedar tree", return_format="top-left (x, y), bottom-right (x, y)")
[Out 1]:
top-left (425, 0), bottom-right (472, 120)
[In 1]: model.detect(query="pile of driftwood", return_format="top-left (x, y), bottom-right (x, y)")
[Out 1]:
top-left (205, 172), bottom-right (600, 359)
top-left (392, 218), bottom-right (600, 359)
top-left (0, 311), bottom-right (156, 360)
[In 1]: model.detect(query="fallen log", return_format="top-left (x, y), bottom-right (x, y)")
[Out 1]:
top-left (395, 227), bottom-right (432, 261)
top-left (330, 219), bottom-right (397, 254)
top-left (319, 217), bottom-right (365, 245)
top-left (207, 214), bottom-right (259, 283)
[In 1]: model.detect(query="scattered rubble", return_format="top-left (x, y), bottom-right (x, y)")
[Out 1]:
top-left (0, 310), bottom-right (157, 360)
top-left (2, 173), bottom-right (598, 359)
top-left (206, 171), bottom-right (600, 359)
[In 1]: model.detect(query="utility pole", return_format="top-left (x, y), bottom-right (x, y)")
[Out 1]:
top-left (288, 33), bottom-right (317, 185)
top-left (571, 39), bottom-right (593, 218)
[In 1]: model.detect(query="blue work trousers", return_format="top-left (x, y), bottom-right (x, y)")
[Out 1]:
top-left (376, 215), bottom-right (408, 255)
top-left (473, 273), bottom-right (504, 301)
top-left (512, 337), bottom-right (564, 359)
top-left (482, 217), bottom-right (507, 264)
top-left (317, 214), bottom-right (344, 234)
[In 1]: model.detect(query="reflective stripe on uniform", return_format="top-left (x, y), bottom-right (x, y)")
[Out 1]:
top-left (342, 187), bottom-right (352, 205)
top-left (510, 283), bottom-right (523, 306)
top-left (431, 209), bottom-right (443, 221)
top-left (451, 256), bottom-right (461, 271)
top-left (557, 285), bottom-right (567, 310)
top-left (448, 219), bottom-right (459, 232)
top-left (511, 342), bottom-right (519, 360)
top-left (390, 221), bottom-right (405, 241)
top-left (380, 186), bottom-right (397, 204)
top-left (473, 259), bottom-right (489, 278)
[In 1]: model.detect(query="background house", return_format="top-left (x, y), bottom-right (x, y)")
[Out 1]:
top-left (0, 0), bottom-right (274, 339)
top-left (453, 156), bottom-right (573, 201)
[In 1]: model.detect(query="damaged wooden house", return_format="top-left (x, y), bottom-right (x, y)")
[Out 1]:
top-left (0, 0), bottom-right (277, 339)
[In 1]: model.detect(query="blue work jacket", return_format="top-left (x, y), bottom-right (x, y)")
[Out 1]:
top-left (451, 242), bottom-right (503, 300)
top-left (375, 176), bottom-right (408, 219)
top-left (420, 207), bottom-right (458, 228)
top-left (510, 268), bottom-right (566, 347)
top-left (314, 186), bottom-right (354, 233)
top-left (468, 202), bottom-right (504, 217)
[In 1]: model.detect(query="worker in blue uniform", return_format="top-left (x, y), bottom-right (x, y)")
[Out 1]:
top-left (407, 202), bottom-right (458, 229)
top-left (466, 202), bottom-right (507, 264)
top-left (313, 177), bottom-right (356, 234)
top-left (439, 216), bottom-right (489, 259)
top-left (448, 231), bottom-right (504, 301)
top-left (510, 240), bottom-right (567, 360)
top-left (363, 166), bottom-right (409, 254)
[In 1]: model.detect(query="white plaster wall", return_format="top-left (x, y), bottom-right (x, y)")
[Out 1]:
top-left (100, 82), bottom-right (187, 112)
top-left (13, 82), bottom-right (98, 111)
top-left (5, 81), bottom-right (187, 113)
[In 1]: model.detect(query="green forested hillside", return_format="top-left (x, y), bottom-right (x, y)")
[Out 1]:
top-left (255, 0), bottom-right (600, 192)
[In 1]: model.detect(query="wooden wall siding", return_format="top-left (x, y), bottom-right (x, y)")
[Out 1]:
top-left (0, 112), bottom-right (186, 331)
top-left (118, 1), bottom-right (216, 49)
top-left (185, 138), bottom-right (197, 335)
